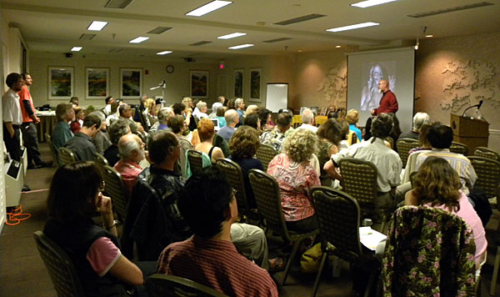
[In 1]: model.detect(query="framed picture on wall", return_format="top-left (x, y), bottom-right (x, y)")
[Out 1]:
top-left (234, 69), bottom-right (244, 98)
top-left (120, 68), bottom-right (142, 98)
top-left (48, 67), bottom-right (74, 100)
top-left (190, 70), bottom-right (209, 98)
top-left (86, 68), bottom-right (109, 99)
top-left (249, 68), bottom-right (261, 102)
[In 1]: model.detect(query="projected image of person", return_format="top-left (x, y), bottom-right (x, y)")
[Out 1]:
top-left (360, 63), bottom-right (386, 111)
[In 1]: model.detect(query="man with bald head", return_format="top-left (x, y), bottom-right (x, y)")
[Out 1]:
top-left (371, 79), bottom-right (398, 115)
top-left (114, 134), bottom-right (145, 197)
top-left (217, 109), bottom-right (239, 142)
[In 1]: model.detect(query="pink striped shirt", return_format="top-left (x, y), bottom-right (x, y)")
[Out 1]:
top-left (157, 236), bottom-right (278, 297)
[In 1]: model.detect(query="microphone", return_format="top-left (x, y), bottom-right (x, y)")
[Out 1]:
top-left (149, 80), bottom-right (166, 90)
top-left (461, 100), bottom-right (483, 117)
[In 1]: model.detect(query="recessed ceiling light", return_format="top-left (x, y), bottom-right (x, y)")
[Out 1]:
top-left (88, 21), bottom-right (108, 31)
top-left (326, 22), bottom-right (379, 32)
top-left (425, 34), bottom-right (434, 38)
top-left (71, 47), bottom-right (82, 52)
top-left (229, 44), bottom-right (254, 50)
top-left (298, 50), bottom-right (302, 52)
top-left (351, 0), bottom-right (396, 8)
top-left (336, 45), bottom-right (342, 48)
top-left (218, 32), bottom-right (246, 40)
top-left (129, 37), bottom-right (149, 44)
top-left (186, 1), bottom-right (232, 17)
top-left (157, 51), bottom-right (173, 55)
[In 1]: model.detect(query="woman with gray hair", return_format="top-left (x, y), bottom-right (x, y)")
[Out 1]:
top-left (267, 129), bottom-right (321, 232)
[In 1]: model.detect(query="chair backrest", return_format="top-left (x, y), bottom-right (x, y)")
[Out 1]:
top-left (468, 156), bottom-right (500, 198)
top-left (216, 159), bottom-right (248, 213)
top-left (311, 187), bottom-right (363, 262)
top-left (101, 165), bottom-right (128, 221)
top-left (187, 150), bottom-right (204, 175)
top-left (450, 141), bottom-right (468, 155)
top-left (384, 136), bottom-right (394, 150)
top-left (382, 206), bottom-right (476, 296)
top-left (45, 133), bottom-right (60, 168)
top-left (94, 153), bottom-right (109, 167)
top-left (58, 147), bottom-right (76, 165)
top-left (248, 169), bottom-right (291, 240)
top-left (396, 138), bottom-right (420, 167)
top-left (255, 144), bottom-right (279, 172)
top-left (33, 231), bottom-right (86, 297)
top-left (473, 146), bottom-right (500, 161)
top-left (146, 274), bottom-right (228, 297)
top-left (338, 158), bottom-right (378, 211)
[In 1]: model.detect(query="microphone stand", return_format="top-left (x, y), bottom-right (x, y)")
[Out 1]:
top-left (149, 81), bottom-right (166, 106)
top-left (461, 100), bottom-right (483, 117)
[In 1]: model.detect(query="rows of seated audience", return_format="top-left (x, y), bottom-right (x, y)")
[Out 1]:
top-left (42, 94), bottom-right (492, 297)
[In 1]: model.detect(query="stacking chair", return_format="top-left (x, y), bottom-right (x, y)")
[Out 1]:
top-left (338, 158), bottom-right (389, 231)
top-left (310, 187), bottom-right (377, 297)
top-left (94, 153), bottom-right (109, 168)
top-left (395, 138), bottom-right (419, 167)
top-left (45, 133), bottom-right (59, 168)
top-left (255, 144), bottom-right (279, 172)
top-left (101, 165), bottom-right (128, 222)
top-left (248, 169), bottom-right (319, 285)
top-left (58, 147), bottom-right (76, 166)
top-left (146, 274), bottom-right (228, 297)
top-left (216, 159), bottom-right (249, 218)
top-left (468, 156), bottom-right (500, 199)
top-left (187, 150), bottom-right (204, 175)
top-left (450, 141), bottom-right (468, 155)
top-left (33, 231), bottom-right (86, 297)
top-left (473, 146), bottom-right (500, 161)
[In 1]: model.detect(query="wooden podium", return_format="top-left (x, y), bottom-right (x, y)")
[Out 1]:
top-left (450, 114), bottom-right (489, 153)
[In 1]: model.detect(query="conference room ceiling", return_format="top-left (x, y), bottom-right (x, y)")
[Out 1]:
top-left (2, 0), bottom-right (499, 60)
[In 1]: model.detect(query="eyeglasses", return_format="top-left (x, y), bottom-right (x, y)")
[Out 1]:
top-left (99, 181), bottom-right (106, 192)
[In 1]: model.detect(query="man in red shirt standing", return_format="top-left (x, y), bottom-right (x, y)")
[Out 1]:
top-left (371, 79), bottom-right (398, 115)
top-left (19, 73), bottom-right (52, 168)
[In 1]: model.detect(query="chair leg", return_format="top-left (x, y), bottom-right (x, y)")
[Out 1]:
top-left (491, 247), bottom-right (500, 295)
top-left (282, 240), bottom-right (301, 286)
top-left (311, 253), bottom-right (328, 297)
top-left (363, 269), bottom-right (378, 297)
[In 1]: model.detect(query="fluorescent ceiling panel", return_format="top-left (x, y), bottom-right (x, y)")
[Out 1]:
top-left (186, 1), bottom-right (232, 17)
top-left (218, 32), bottom-right (246, 39)
top-left (351, 0), bottom-right (396, 8)
top-left (326, 22), bottom-right (379, 32)
top-left (157, 51), bottom-right (173, 55)
top-left (71, 47), bottom-right (82, 51)
top-left (88, 21), bottom-right (108, 31)
top-left (229, 44), bottom-right (254, 50)
top-left (129, 36), bottom-right (149, 43)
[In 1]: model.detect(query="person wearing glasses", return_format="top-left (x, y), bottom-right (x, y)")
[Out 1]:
top-left (44, 162), bottom-right (150, 297)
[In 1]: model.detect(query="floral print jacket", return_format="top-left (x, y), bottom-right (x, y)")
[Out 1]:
top-left (382, 206), bottom-right (476, 297)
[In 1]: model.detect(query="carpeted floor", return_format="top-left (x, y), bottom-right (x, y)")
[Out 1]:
top-left (0, 143), bottom-right (499, 296)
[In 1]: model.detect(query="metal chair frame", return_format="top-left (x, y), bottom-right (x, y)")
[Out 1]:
top-left (102, 165), bottom-right (129, 222)
top-left (395, 138), bottom-right (420, 167)
top-left (94, 152), bottom-right (109, 168)
top-left (473, 146), bottom-right (500, 161)
top-left (45, 133), bottom-right (59, 168)
top-left (58, 147), bottom-right (76, 166)
top-left (450, 141), bottom-right (469, 155)
top-left (187, 149), bottom-right (204, 175)
top-left (255, 144), bottom-right (279, 172)
top-left (146, 274), bottom-right (228, 297)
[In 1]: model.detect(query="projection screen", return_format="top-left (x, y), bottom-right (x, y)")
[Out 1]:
top-left (347, 47), bottom-right (415, 134)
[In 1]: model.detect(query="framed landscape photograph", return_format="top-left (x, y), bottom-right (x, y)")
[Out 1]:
top-left (120, 68), bottom-right (142, 98)
top-left (48, 67), bottom-right (74, 100)
top-left (86, 68), bottom-right (109, 99)
top-left (249, 68), bottom-right (261, 102)
top-left (190, 70), bottom-right (209, 98)
top-left (234, 69), bottom-right (244, 98)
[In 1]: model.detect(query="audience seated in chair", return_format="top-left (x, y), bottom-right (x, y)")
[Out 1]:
top-left (104, 119), bottom-right (131, 167)
top-left (64, 114), bottom-right (101, 162)
top-left (157, 166), bottom-right (278, 297)
top-left (228, 126), bottom-right (264, 209)
top-left (218, 109), bottom-right (239, 142)
top-left (195, 118), bottom-right (224, 163)
top-left (397, 112), bottom-right (430, 142)
top-left (268, 128), bottom-right (321, 233)
top-left (43, 162), bottom-right (148, 297)
top-left (168, 115), bottom-right (193, 178)
top-left (324, 113), bottom-right (402, 220)
top-left (316, 118), bottom-right (342, 187)
top-left (114, 134), bottom-right (145, 199)
top-left (405, 156), bottom-right (486, 268)
top-left (51, 103), bottom-right (75, 166)
top-left (260, 111), bottom-right (294, 152)
top-left (296, 108), bottom-right (317, 133)
top-left (89, 111), bottom-right (112, 155)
